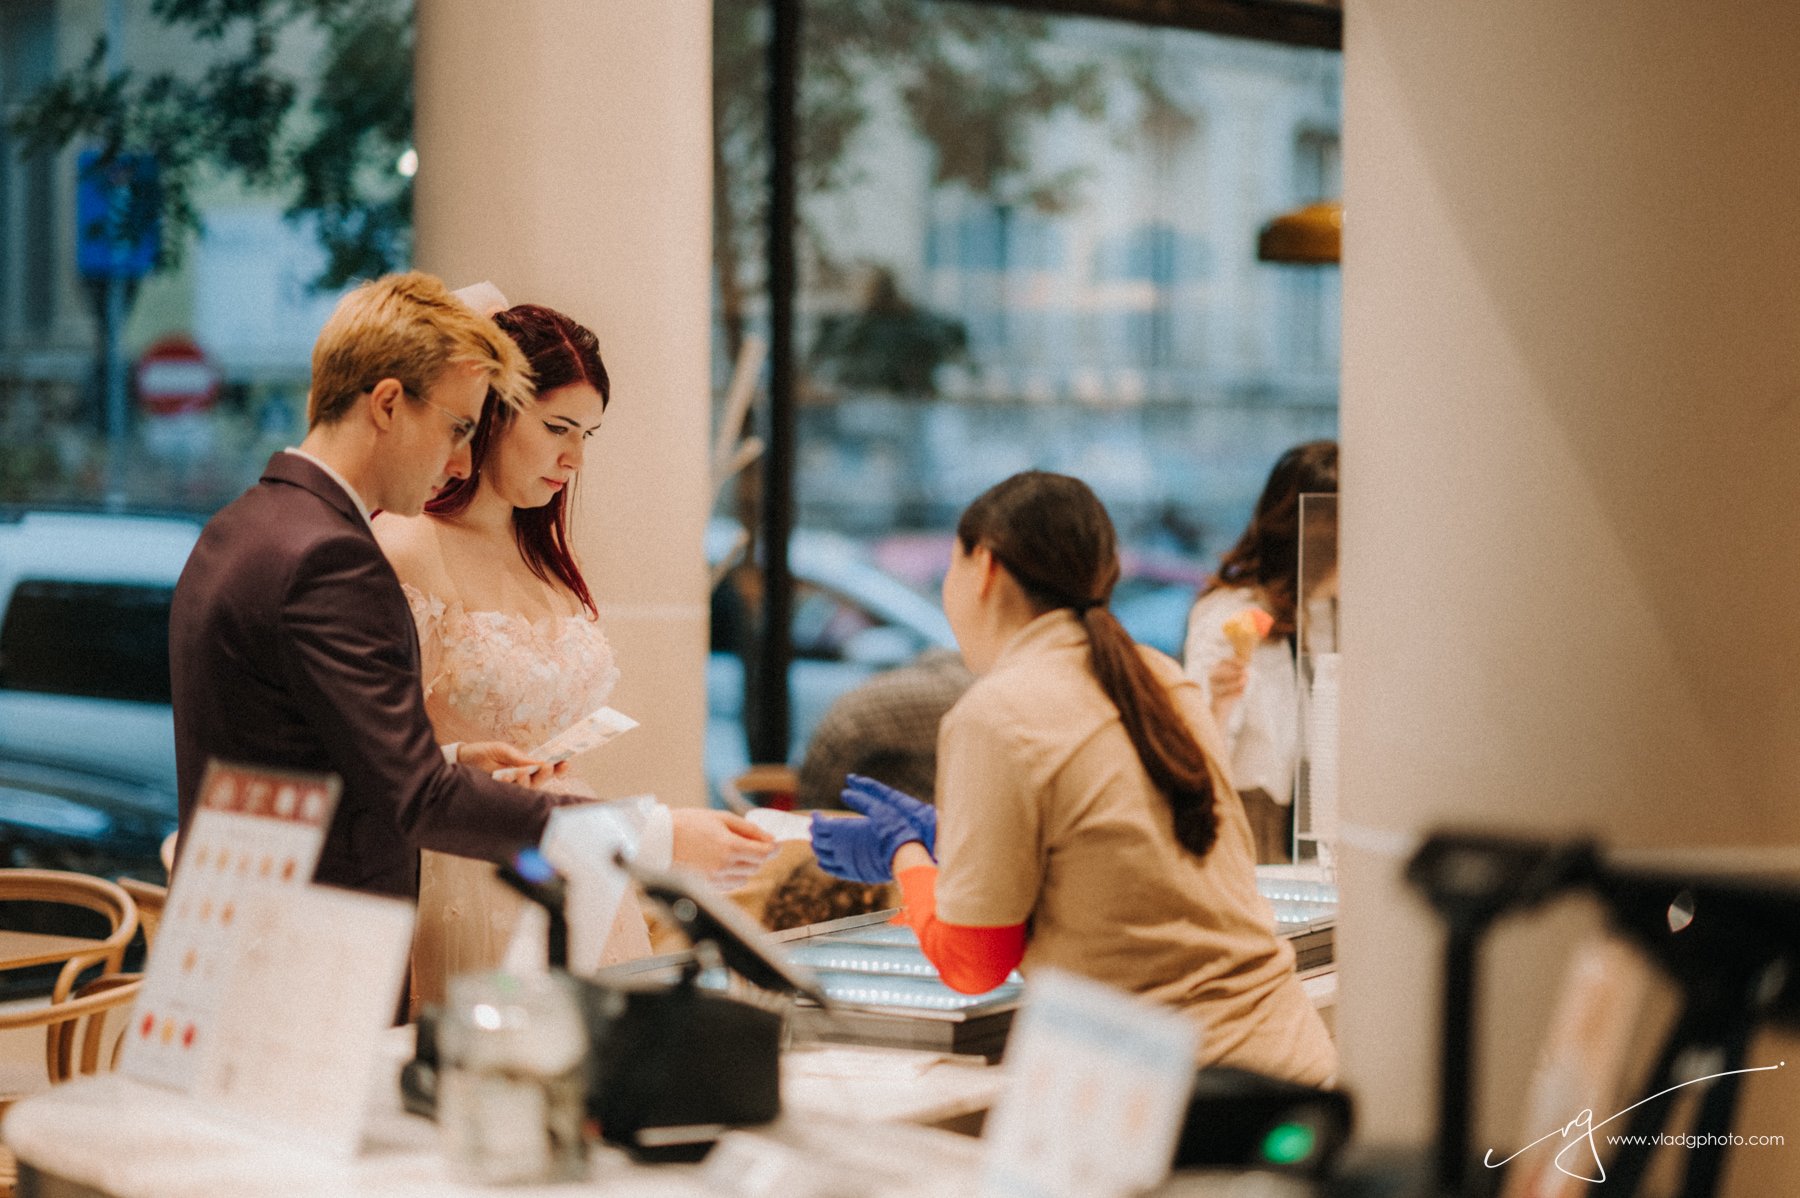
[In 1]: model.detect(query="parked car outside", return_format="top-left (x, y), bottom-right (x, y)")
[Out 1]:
top-left (0, 508), bottom-right (200, 879)
top-left (870, 530), bottom-right (1206, 658)
top-left (0, 508), bottom-right (955, 847)
top-left (706, 519), bottom-right (956, 794)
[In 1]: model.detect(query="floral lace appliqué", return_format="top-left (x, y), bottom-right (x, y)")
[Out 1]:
top-left (402, 582), bottom-right (621, 749)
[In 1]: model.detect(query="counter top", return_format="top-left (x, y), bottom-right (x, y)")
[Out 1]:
top-left (2, 1032), bottom-right (995, 1198)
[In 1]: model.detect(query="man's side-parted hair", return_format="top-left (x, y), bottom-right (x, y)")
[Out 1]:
top-left (306, 271), bottom-right (533, 428)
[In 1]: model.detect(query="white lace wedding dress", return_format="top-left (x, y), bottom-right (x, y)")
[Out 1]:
top-left (403, 583), bottom-right (653, 1008)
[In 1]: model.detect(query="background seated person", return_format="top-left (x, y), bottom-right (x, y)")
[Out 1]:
top-left (739, 649), bottom-right (973, 931)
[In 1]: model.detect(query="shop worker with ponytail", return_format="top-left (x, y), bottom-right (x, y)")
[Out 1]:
top-left (811, 471), bottom-right (1337, 1085)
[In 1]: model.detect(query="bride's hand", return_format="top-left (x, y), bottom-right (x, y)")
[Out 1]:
top-left (671, 809), bottom-right (776, 891)
top-left (459, 740), bottom-right (568, 786)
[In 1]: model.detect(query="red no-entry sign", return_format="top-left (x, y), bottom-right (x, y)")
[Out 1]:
top-left (135, 336), bottom-right (220, 417)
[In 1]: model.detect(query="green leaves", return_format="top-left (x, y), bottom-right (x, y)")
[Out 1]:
top-left (7, 0), bottom-right (410, 287)
top-left (710, 0), bottom-right (1122, 361)
top-left (284, 0), bottom-right (412, 286)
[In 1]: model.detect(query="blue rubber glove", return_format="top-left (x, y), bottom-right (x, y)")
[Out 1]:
top-left (809, 811), bottom-right (899, 884)
top-left (843, 774), bottom-right (937, 857)
top-left (811, 787), bottom-right (927, 884)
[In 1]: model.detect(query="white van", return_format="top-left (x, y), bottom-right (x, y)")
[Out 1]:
top-left (0, 508), bottom-right (200, 872)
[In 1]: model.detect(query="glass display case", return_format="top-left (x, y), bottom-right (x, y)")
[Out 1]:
top-left (596, 867), bottom-right (1337, 1061)
top-left (774, 915), bottom-right (1023, 1059)
top-left (596, 910), bottom-right (1022, 1060)
top-left (1256, 868), bottom-right (1337, 973)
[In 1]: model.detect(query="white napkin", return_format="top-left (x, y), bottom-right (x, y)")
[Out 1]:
top-left (746, 807), bottom-right (814, 843)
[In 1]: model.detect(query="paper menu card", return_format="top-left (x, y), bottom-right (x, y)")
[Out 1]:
top-left (979, 970), bottom-right (1200, 1198)
top-left (124, 760), bottom-right (339, 1094)
top-left (529, 705), bottom-right (638, 765)
top-left (491, 707), bottom-right (640, 782)
top-left (197, 885), bottom-right (414, 1156)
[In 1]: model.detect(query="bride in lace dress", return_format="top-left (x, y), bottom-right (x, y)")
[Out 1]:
top-left (376, 301), bottom-right (775, 1007)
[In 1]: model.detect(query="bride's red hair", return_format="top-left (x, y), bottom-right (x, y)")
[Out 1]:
top-left (427, 304), bottom-right (609, 617)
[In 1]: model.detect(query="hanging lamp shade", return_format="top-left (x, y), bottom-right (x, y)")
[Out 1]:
top-left (1257, 200), bottom-right (1342, 264)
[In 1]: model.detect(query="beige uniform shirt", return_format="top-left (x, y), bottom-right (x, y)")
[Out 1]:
top-left (933, 610), bottom-right (1337, 1086)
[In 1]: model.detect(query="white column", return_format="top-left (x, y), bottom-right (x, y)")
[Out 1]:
top-left (414, 1), bottom-right (712, 807)
top-left (1340, 1), bottom-right (1800, 1185)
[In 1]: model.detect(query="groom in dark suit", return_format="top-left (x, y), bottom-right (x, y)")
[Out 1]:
top-left (170, 272), bottom-right (568, 900)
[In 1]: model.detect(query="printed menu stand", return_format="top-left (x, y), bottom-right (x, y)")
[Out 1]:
top-left (196, 884), bottom-right (414, 1154)
top-left (123, 760), bottom-right (341, 1092)
top-left (120, 759), bottom-right (416, 1156)
top-left (979, 969), bottom-right (1200, 1198)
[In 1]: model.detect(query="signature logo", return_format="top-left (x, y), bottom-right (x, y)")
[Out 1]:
top-left (1483, 1061), bottom-right (1786, 1184)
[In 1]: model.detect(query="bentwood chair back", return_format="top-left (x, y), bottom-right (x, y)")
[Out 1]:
top-left (0, 870), bottom-right (138, 1003)
top-left (116, 878), bottom-right (169, 959)
top-left (0, 870), bottom-right (141, 1101)
top-left (0, 971), bottom-right (144, 1083)
top-left (46, 972), bottom-right (144, 1082)
top-left (0, 871), bottom-right (146, 1196)
top-left (0, 969), bottom-right (144, 1198)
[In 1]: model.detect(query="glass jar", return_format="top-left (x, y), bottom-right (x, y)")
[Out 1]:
top-left (437, 970), bottom-right (588, 1184)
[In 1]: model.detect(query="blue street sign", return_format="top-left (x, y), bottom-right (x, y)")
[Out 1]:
top-left (76, 149), bottom-right (160, 279)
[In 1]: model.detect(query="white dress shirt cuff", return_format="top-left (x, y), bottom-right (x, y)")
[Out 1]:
top-left (636, 803), bottom-right (674, 872)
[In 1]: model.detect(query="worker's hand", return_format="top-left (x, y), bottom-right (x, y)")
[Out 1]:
top-left (810, 796), bottom-right (925, 885)
top-left (464, 741), bottom-right (566, 786)
top-left (671, 809), bottom-right (776, 891)
top-left (842, 774), bottom-right (937, 856)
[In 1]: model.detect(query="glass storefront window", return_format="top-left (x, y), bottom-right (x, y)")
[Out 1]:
top-left (0, 1), bottom-right (409, 513)
top-left (0, 3), bottom-right (408, 873)
top-left (710, 0), bottom-right (1341, 776)
top-left (1, 1), bottom-right (1341, 794)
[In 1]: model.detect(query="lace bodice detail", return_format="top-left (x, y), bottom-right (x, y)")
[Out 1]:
top-left (400, 582), bottom-right (646, 1011)
top-left (402, 582), bottom-right (621, 749)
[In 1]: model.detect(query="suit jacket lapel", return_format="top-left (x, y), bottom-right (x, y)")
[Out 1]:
top-left (259, 451), bottom-right (423, 668)
top-left (261, 451), bottom-right (370, 532)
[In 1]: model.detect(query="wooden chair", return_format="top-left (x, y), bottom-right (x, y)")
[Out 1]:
top-left (1, 972), bottom-right (143, 1084)
top-left (0, 972), bottom-right (143, 1198)
top-left (0, 872), bottom-right (144, 1197)
top-left (0, 870), bottom-right (139, 1086)
top-left (718, 764), bottom-right (800, 813)
top-left (116, 878), bottom-right (168, 958)
top-left (0, 870), bottom-right (138, 1003)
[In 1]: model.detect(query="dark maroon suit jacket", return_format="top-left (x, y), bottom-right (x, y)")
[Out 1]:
top-left (170, 451), bottom-right (562, 900)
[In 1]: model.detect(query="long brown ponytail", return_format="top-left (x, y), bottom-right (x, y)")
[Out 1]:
top-left (957, 472), bottom-right (1218, 858)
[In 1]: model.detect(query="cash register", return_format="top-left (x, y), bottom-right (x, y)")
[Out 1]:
top-left (405, 851), bottom-right (828, 1162)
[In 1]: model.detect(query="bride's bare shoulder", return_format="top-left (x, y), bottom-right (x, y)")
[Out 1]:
top-left (373, 513), bottom-right (453, 592)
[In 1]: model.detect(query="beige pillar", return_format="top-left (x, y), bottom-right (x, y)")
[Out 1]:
top-left (1340, 1), bottom-right (1800, 1187)
top-left (413, 1), bottom-right (712, 807)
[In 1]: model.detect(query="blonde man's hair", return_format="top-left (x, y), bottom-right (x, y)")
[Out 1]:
top-left (307, 271), bottom-right (533, 428)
